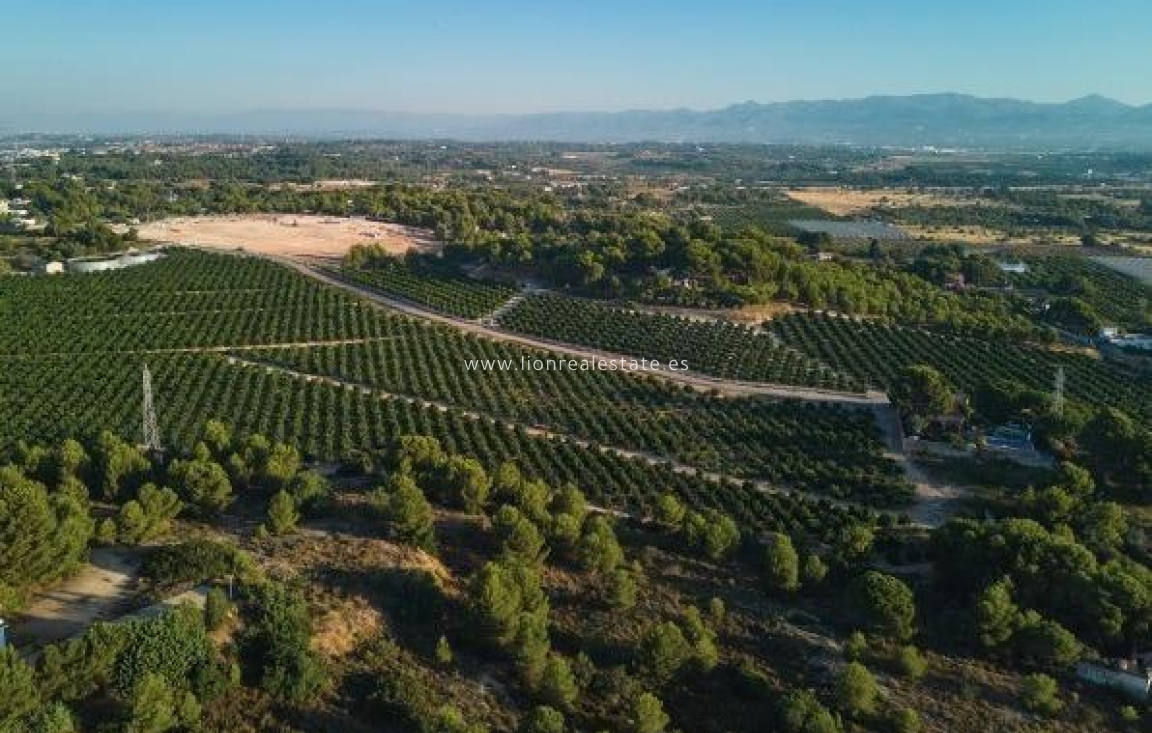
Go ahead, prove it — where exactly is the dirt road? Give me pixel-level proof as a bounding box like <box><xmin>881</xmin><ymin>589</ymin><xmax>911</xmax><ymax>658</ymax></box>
<box><xmin>11</xmin><ymin>547</ymin><xmax>140</xmax><ymax>649</ymax></box>
<box><xmin>278</xmin><ymin>257</ymin><xmax>889</xmax><ymax>407</ymax></box>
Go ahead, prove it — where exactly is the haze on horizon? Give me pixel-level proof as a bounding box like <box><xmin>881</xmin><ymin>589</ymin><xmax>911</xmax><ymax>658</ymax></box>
<box><xmin>2</xmin><ymin>0</ymin><xmax>1151</xmax><ymax>119</ymax></box>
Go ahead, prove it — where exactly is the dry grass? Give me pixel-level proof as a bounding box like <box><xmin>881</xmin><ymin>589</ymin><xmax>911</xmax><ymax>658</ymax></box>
<box><xmin>900</xmin><ymin>224</ymin><xmax>1083</xmax><ymax>246</ymax></box>
<box><xmin>133</xmin><ymin>214</ymin><xmax>440</xmax><ymax>259</ymax></box>
<box><xmin>312</xmin><ymin>594</ymin><xmax>385</xmax><ymax>659</ymax></box>
<box><xmin>784</xmin><ymin>187</ymin><xmax>984</xmax><ymax>217</ymax></box>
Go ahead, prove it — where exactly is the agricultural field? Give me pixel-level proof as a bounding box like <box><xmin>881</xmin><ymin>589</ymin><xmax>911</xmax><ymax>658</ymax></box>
<box><xmin>0</xmin><ymin>249</ymin><xmax>902</xmax><ymax>521</ymax></box>
<box><xmin>497</xmin><ymin>293</ymin><xmax>859</xmax><ymax>390</ymax></box>
<box><xmin>1093</xmin><ymin>255</ymin><xmax>1152</xmax><ymax>287</ymax></box>
<box><xmin>340</xmin><ymin>261</ymin><xmax>520</xmax><ymax>319</ymax></box>
<box><xmin>769</xmin><ymin>311</ymin><xmax>1152</xmax><ymax>420</ymax></box>
<box><xmin>245</xmin><ymin>339</ymin><xmax>910</xmax><ymax>505</ymax></box>
<box><xmin>2</xmin><ymin>140</ymin><xmax>1150</xmax><ymax>733</ymax></box>
<box><xmin>1012</xmin><ymin>255</ymin><xmax>1152</xmax><ymax>329</ymax></box>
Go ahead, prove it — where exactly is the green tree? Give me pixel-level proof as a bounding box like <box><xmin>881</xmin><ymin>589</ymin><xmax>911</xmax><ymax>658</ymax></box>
<box><xmin>382</xmin><ymin>474</ymin><xmax>436</xmax><ymax>552</ymax></box>
<box><xmin>803</xmin><ymin>554</ymin><xmax>828</xmax><ymax>586</ymax></box>
<box><xmin>763</xmin><ymin>532</ymin><xmax>800</xmax><ymax>593</ymax></box>
<box><xmin>0</xmin><ymin>647</ymin><xmax>39</xmax><ymax>731</ymax></box>
<box><xmin>835</xmin><ymin>662</ymin><xmax>878</xmax><ymax>718</ymax></box>
<box><xmin>92</xmin><ymin>430</ymin><xmax>150</xmax><ymax>500</ymax></box>
<box><xmin>204</xmin><ymin>587</ymin><xmax>231</xmax><ymax>631</ymax></box>
<box><xmin>261</xmin><ymin>442</ymin><xmax>302</xmax><ymax>491</ymax></box>
<box><xmin>975</xmin><ymin>578</ymin><xmax>1020</xmax><ymax>649</ymax></box>
<box><xmin>888</xmin><ymin>708</ymin><xmax>920</xmax><ymax>733</ymax></box>
<box><xmin>607</xmin><ymin>567</ymin><xmax>639</xmax><ymax>609</ymax></box>
<box><xmin>520</xmin><ymin>706</ymin><xmax>565</xmax><ymax>733</ymax></box>
<box><xmin>537</xmin><ymin>654</ymin><xmax>579</xmax><ymax>710</ymax></box>
<box><xmin>852</xmin><ymin>571</ymin><xmax>916</xmax><ymax>641</ymax></box>
<box><xmin>629</xmin><ymin>692</ymin><xmax>670</xmax><ymax>733</ymax></box>
<box><xmin>494</xmin><ymin>506</ymin><xmax>547</xmax><ymax>565</ymax></box>
<box><xmin>844</xmin><ymin>631</ymin><xmax>868</xmax><ymax>662</ymax></box>
<box><xmin>287</xmin><ymin>470</ymin><xmax>330</xmax><ymax>513</ymax></box>
<box><xmin>0</xmin><ymin>467</ymin><xmax>93</xmax><ymax>604</ymax></box>
<box><xmin>1019</xmin><ymin>672</ymin><xmax>1062</xmax><ymax>716</ymax></box>
<box><xmin>1013</xmin><ymin>613</ymin><xmax>1081</xmax><ymax>669</ymax></box>
<box><xmin>266</xmin><ymin>490</ymin><xmax>300</xmax><ymax>536</ymax></box>
<box><xmin>779</xmin><ymin>689</ymin><xmax>841</xmax><ymax>733</ymax></box>
<box><xmin>201</xmin><ymin>419</ymin><xmax>233</xmax><ymax>459</ymax></box>
<box><xmin>168</xmin><ymin>458</ymin><xmax>232</xmax><ymax>515</ymax></box>
<box><xmin>435</xmin><ymin>635</ymin><xmax>454</xmax><ymax>667</ymax></box>
<box><xmin>683</xmin><ymin>509</ymin><xmax>740</xmax><ymax>560</ymax></box>
<box><xmin>433</xmin><ymin>455</ymin><xmax>491</xmax><ymax>514</ymax></box>
<box><xmin>28</xmin><ymin>703</ymin><xmax>75</xmax><ymax>733</ymax></box>
<box><xmin>576</xmin><ymin>516</ymin><xmax>624</xmax><ymax>574</ymax></box>
<box><xmin>655</xmin><ymin>493</ymin><xmax>686</xmax><ymax>529</ymax></box>
<box><xmin>126</xmin><ymin>673</ymin><xmax>179</xmax><ymax>733</ymax></box>
<box><xmin>892</xmin><ymin>364</ymin><xmax>954</xmax><ymax>422</ymax></box>
<box><xmin>637</xmin><ymin>622</ymin><xmax>692</xmax><ymax>682</ymax></box>
<box><xmin>240</xmin><ymin>582</ymin><xmax>327</xmax><ymax>701</ymax></box>
<box><xmin>896</xmin><ymin>645</ymin><xmax>928</xmax><ymax>680</ymax></box>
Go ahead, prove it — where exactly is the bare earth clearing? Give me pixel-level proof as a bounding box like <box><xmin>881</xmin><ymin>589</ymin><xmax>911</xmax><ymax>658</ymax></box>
<box><xmin>134</xmin><ymin>214</ymin><xmax>440</xmax><ymax>258</ymax></box>
<box><xmin>785</xmin><ymin>187</ymin><xmax>986</xmax><ymax>217</ymax></box>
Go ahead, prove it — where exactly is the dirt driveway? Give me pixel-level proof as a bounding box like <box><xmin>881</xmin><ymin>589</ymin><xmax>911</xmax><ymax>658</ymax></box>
<box><xmin>11</xmin><ymin>546</ymin><xmax>141</xmax><ymax>649</ymax></box>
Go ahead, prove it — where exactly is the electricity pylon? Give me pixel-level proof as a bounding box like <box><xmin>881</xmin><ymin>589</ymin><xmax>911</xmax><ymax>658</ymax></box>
<box><xmin>142</xmin><ymin>364</ymin><xmax>163</xmax><ymax>454</ymax></box>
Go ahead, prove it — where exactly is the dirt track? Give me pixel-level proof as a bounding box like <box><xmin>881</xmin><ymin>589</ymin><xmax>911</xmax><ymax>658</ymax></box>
<box><xmin>12</xmin><ymin>547</ymin><xmax>140</xmax><ymax>649</ymax></box>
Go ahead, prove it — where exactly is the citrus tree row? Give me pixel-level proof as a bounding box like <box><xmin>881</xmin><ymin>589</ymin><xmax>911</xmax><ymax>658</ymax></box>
<box><xmin>769</xmin><ymin>312</ymin><xmax>1151</xmax><ymax>419</ymax></box>
<box><xmin>0</xmin><ymin>351</ymin><xmax>881</xmax><ymax>541</ymax></box>
<box><xmin>340</xmin><ymin>262</ymin><xmax>519</xmax><ymax>319</ymax></box>
<box><xmin>0</xmin><ymin>249</ymin><xmax>391</xmax><ymax>353</ymax></box>
<box><xmin>496</xmin><ymin>293</ymin><xmax>859</xmax><ymax>390</ymax></box>
<box><xmin>244</xmin><ymin>339</ymin><xmax>911</xmax><ymax>505</ymax></box>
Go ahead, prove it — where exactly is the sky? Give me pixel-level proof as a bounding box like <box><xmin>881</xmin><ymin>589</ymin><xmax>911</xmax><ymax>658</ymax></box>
<box><xmin>1</xmin><ymin>0</ymin><xmax>1150</xmax><ymax>116</ymax></box>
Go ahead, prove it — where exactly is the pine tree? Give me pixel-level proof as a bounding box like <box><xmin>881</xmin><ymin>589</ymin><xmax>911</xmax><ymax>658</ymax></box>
<box><xmin>0</xmin><ymin>647</ymin><xmax>39</xmax><ymax>731</ymax></box>
<box><xmin>763</xmin><ymin>532</ymin><xmax>800</xmax><ymax>593</ymax></box>
<box><xmin>266</xmin><ymin>490</ymin><xmax>299</xmax><ymax>536</ymax></box>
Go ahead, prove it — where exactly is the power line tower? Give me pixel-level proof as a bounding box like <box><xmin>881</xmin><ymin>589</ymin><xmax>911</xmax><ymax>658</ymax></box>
<box><xmin>1052</xmin><ymin>365</ymin><xmax>1065</xmax><ymax>417</ymax></box>
<box><xmin>142</xmin><ymin>364</ymin><xmax>163</xmax><ymax>454</ymax></box>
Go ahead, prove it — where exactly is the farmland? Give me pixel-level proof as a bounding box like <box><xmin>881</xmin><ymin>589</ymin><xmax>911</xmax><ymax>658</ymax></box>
<box><xmin>769</xmin><ymin>311</ymin><xmax>1152</xmax><ymax>419</ymax></box>
<box><xmin>497</xmin><ymin>293</ymin><xmax>859</xmax><ymax>390</ymax></box>
<box><xmin>1</xmin><ymin>139</ymin><xmax>1150</xmax><ymax>733</ymax></box>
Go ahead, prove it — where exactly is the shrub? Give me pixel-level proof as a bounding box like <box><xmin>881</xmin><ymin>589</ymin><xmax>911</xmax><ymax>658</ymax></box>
<box><xmin>851</xmin><ymin>571</ymin><xmax>916</xmax><ymax>641</ymax></box>
<box><xmin>763</xmin><ymin>532</ymin><xmax>800</xmax><ymax>593</ymax></box>
<box><xmin>520</xmin><ymin>706</ymin><xmax>565</xmax><ymax>733</ymax></box>
<box><xmin>239</xmin><ymin>582</ymin><xmax>327</xmax><ymax>701</ymax></box>
<box><xmin>266</xmin><ymin>490</ymin><xmax>299</xmax><ymax>536</ymax></box>
<box><xmin>204</xmin><ymin>588</ymin><xmax>231</xmax><ymax>631</ymax></box>
<box><xmin>637</xmin><ymin>622</ymin><xmax>692</xmax><ymax>682</ymax></box>
<box><xmin>1019</xmin><ymin>672</ymin><xmax>1062</xmax><ymax>716</ymax></box>
<box><xmin>141</xmin><ymin>540</ymin><xmax>247</xmax><ymax>590</ymax></box>
<box><xmin>836</xmin><ymin>662</ymin><xmax>878</xmax><ymax>718</ymax></box>
<box><xmin>895</xmin><ymin>645</ymin><xmax>928</xmax><ymax>680</ymax></box>
<box><xmin>628</xmin><ymin>692</ymin><xmax>670</xmax><ymax>733</ymax></box>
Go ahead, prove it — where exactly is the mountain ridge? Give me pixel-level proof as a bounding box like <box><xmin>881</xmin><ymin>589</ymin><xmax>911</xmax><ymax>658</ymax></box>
<box><xmin>4</xmin><ymin>93</ymin><xmax>1152</xmax><ymax>149</ymax></box>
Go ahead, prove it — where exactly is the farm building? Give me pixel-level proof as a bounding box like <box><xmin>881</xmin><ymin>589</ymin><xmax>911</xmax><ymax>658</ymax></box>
<box><xmin>66</xmin><ymin>250</ymin><xmax>165</xmax><ymax>273</ymax></box>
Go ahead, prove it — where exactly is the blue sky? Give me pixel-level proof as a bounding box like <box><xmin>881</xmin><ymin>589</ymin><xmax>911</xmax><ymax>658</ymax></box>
<box><xmin>1</xmin><ymin>0</ymin><xmax>1149</xmax><ymax>114</ymax></box>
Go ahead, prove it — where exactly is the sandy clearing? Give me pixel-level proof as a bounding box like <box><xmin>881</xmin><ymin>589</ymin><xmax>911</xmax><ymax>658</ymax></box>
<box><xmin>12</xmin><ymin>546</ymin><xmax>140</xmax><ymax>649</ymax></box>
<box><xmin>133</xmin><ymin>214</ymin><xmax>440</xmax><ymax>259</ymax></box>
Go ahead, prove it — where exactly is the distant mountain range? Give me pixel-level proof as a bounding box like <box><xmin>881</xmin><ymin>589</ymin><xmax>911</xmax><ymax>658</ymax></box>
<box><xmin>5</xmin><ymin>94</ymin><xmax>1152</xmax><ymax>149</ymax></box>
